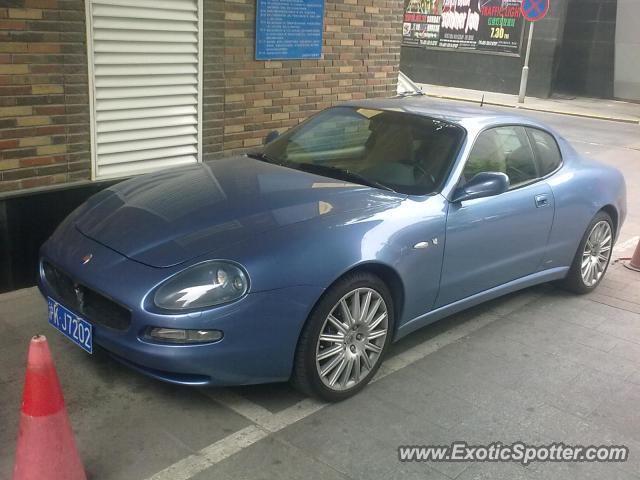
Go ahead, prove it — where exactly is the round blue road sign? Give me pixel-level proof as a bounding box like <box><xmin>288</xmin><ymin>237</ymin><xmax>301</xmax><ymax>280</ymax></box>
<box><xmin>521</xmin><ymin>0</ymin><xmax>549</xmax><ymax>22</ymax></box>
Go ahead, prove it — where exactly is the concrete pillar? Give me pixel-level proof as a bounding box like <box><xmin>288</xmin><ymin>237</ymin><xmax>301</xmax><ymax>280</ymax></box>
<box><xmin>614</xmin><ymin>0</ymin><xmax>640</xmax><ymax>101</ymax></box>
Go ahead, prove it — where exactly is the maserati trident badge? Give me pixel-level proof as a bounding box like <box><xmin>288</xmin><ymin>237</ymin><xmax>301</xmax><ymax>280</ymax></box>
<box><xmin>73</xmin><ymin>283</ymin><xmax>85</xmax><ymax>310</ymax></box>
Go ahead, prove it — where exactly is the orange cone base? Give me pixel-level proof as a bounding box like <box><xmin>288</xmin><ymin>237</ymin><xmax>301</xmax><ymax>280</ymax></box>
<box><xmin>624</xmin><ymin>261</ymin><xmax>640</xmax><ymax>272</ymax></box>
<box><xmin>623</xmin><ymin>239</ymin><xmax>640</xmax><ymax>272</ymax></box>
<box><xmin>13</xmin><ymin>410</ymin><xmax>86</xmax><ymax>480</ymax></box>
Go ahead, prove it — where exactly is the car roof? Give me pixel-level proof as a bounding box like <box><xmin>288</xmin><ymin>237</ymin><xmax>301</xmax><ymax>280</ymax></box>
<box><xmin>341</xmin><ymin>96</ymin><xmax>554</xmax><ymax>134</ymax></box>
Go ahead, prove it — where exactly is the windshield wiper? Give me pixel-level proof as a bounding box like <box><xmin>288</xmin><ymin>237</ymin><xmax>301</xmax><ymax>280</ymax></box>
<box><xmin>296</xmin><ymin>163</ymin><xmax>396</xmax><ymax>193</ymax></box>
<box><xmin>248</xmin><ymin>153</ymin><xmax>395</xmax><ymax>193</ymax></box>
<box><xmin>246</xmin><ymin>151</ymin><xmax>283</xmax><ymax>165</ymax></box>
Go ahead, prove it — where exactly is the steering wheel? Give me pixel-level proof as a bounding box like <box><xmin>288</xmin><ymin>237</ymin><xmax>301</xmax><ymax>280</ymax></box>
<box><xmin>413</xmin><ymin>163</ymin><xmax>436</xmax><ymax>187</ymax></box>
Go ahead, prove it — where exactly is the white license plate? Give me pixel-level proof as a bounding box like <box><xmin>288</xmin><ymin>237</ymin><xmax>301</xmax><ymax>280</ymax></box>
<box><xmin>47</xmin><ymin>297</ymin><xmax>93</xmax><ymax>354</ymax></box>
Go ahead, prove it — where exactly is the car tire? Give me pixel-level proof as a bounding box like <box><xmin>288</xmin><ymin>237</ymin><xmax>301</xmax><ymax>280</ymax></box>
<box><xmin>560</xmin><ymin>211</ymin><xmax>614</xmax><ymax>294</ymax></box>
<box><xmin>291</xmin><ymin>271</ymin><xmax>394</xmax><ymax>402</ymax></box>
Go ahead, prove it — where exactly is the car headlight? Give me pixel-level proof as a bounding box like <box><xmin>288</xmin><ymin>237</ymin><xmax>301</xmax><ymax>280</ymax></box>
<box><xmin>154</xmin><ymin>261</ymin><xmax>248</xmax><ymax>311</ymax></box>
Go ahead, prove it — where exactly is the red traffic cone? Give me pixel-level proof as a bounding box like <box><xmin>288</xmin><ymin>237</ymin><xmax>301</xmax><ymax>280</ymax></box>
<box><xmin>624</xmin><ymin>238</ymin><xmax>640</xmax><ymax>272</ymax></box>
<box><xmin>12</xmin><ymin>335</ymin><xmax>87</xmax><ymax>480</ymax></box>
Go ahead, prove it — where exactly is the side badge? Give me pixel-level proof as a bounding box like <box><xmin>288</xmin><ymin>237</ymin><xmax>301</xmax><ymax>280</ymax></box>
<box><xmin>414</xmin><ymin>238</ymin><xmax>439</xmax><ymax>250</ymax></box>
<box><xmin>81</xmin><ymin>254</ymin><xmax>93</xmax><ymax>265</ymax></box>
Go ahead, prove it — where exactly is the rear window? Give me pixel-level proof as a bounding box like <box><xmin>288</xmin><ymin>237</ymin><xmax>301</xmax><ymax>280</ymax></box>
<box><xmin>527</xmin><ymin>128</ymin><xmax>562</xmax><ymax>176</ymax></box>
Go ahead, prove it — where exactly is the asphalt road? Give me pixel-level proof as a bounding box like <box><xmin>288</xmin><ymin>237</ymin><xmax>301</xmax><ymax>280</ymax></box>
<box><xmin>1</xmin><ymin>103</ymin><xmax>639</xmax><ymax>480</ymax></box>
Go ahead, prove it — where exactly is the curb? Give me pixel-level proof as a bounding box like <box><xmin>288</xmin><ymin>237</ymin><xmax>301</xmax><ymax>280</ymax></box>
<box><xmin>424</xmin><ymin>93</ymin><xmax>640</xmax><ymax>125</ymax></box>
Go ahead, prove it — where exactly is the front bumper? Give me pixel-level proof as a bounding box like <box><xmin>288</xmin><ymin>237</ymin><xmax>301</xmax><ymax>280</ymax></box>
<box><xmin>39</xmin><ymin>226</ymin><xmax>323</xmax><ymax>386</ymax></box>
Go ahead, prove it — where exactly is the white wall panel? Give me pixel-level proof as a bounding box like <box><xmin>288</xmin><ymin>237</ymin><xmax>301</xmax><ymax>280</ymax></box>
<box><xmin>87</xmin><ymin>0</ymin><xmax>201</xmax><ymax>179</ymax></box>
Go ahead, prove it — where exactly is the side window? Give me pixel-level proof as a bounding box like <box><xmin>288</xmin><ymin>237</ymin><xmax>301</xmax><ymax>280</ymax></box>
<box><xmin>527</xmin><ymin>128</ymin><xmax>562</xmax><ymax>176</ymax></box>
<box><xmin>464</xmin><ymin>126</ymin><xmax>538</xmax><ymax>188</ymax></box>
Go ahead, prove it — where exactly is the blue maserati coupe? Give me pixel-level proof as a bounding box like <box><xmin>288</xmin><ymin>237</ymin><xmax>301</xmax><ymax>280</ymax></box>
<box><xmin>39</xmin><ymin>98</ymin><xmax>626</xmax><ymax>400</ymax></box>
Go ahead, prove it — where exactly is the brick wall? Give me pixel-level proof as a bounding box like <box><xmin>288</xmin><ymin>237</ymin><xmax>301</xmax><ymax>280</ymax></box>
<box><xmin>0</xmin><ymin>0</ymin><xmax>90</xmax><ymax>194</ymax></box>
<box><xmin>0</xmin><ymin>0</ymin><xmax>403</xmax><ymax>194</ymax></box>
<box><xmin>204</xmin><ymin>0</ymin><xmax>404</xmax><ymax>158</ymax></box>
<box><xmin>202</xmin><ymin>0</ymin><xmax>225</xmax><ymax>161</ymax></box>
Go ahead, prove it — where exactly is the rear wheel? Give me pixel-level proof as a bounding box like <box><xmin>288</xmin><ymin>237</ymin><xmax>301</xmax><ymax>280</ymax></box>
<box><xmin>561</xmin><ymin>211</ymin><xmax>613</xmax><ymax>294</ymax></box>
<box><xmin>291</xmin><ymin>272</ymin><xmax>393</xmax><ymax>401</ymax></box>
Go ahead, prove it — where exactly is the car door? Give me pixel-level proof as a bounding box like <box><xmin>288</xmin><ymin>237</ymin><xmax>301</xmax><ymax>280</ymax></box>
<box><xmin>436</xmin><ymin>125</ymin><xmax>555</xmax><ymax>307</ymax></box>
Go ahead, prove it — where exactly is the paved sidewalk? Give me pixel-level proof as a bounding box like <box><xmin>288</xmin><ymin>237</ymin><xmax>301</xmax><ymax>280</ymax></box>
<box><xmin>415</xmin><ymin>83</ymin><xmax>640</xmax><ymax>125</ymax></box>
<box><xmin>1</xmin><ymin>257</ymin><xmax>639</xmax><ymax>480</ymax></box>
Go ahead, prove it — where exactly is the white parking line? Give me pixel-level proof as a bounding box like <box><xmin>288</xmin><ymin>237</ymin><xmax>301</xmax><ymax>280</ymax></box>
<box><xmin>266</xmin><ymin>398</ymin><xmax>327</xmax><ymax>431</ymax></box>
<box><xmin>145</xmin><ymin>294</ymin><xmax>538</xmax><ymax>480</ymax></box>
<box><xmin>148</xmin><ymin>426</ymin><xmax>268</xmax><ymax>480</ymax></box>
<box><xmin>199</xmin><ymin>389</ymin><xmax>277</xmax><ymax>428</ymax></box>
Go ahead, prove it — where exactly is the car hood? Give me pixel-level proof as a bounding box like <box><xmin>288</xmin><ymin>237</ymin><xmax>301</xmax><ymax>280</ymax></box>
<box><xmin>74</xmin><ymin>156</ymin><xmax>404</xmax><ymax>267</ymax></box>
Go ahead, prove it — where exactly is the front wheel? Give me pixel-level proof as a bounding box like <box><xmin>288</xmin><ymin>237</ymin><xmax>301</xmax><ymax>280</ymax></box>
<box><xmin>561</xmin><ymin>211</ymin><xmax>614</xmax><ymax>294</ymax></box>
<box><xmin>291</xmin><ymin>272</ymin><xmax>394</xmax><ymax>401</ymax></box>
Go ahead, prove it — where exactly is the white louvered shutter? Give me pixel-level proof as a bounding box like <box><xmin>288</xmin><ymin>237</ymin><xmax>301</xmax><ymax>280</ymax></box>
<box><xmin>87</xmin><ymin>0</ymin><xmax>202</xmax><ymax>179</ymax></box>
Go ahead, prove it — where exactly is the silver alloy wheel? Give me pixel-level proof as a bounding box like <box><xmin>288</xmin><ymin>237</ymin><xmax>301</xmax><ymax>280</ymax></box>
<box><xmin>581</xmin><ymin>220</ymin><xmax>612</xmax><ymax>287</ymax></box>
<box><xmin>315</xmin><ymin>287</ymin><xmax>388</xmax><ymax>391</ymax></box>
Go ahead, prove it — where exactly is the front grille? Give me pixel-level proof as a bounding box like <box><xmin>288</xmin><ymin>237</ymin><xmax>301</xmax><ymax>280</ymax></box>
<box><xmin>43</xmin><ymin>261</ymin><xmax>132</xmax><ymax>331</ymax></box>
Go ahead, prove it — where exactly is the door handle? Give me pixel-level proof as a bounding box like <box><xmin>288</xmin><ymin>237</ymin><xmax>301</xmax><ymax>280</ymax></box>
<box><xmin>535</xmin><ymin>194</ymin><xmax>550</xmax><ymax>208</ymax></box>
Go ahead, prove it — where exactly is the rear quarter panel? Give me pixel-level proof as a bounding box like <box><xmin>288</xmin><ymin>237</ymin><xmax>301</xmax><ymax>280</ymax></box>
<box><xmin>542</xmin><ymin>138</ymin><xmax>626</xmax><ymax>269</ymax></box>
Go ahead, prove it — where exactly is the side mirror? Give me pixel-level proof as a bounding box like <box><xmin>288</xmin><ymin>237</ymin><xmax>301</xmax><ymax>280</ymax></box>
<box><xmin>264</xmin><ymin>130</ymin><xmax>280</xmax><ymax>145</ymax></box>
<box><xmin>451</xmin><ymin>172</ymin><xmax>509</xmax><ymax>203</ymax></box>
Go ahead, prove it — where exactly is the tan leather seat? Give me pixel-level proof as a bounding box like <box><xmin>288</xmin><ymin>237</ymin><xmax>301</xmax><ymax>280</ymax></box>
<box><xmin>365</xmin><ymin>123</ymin><xmax>414</xmax><ymax>166</ymax></box>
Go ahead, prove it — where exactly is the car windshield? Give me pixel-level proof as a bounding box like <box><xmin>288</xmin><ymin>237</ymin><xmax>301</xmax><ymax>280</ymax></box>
<box><xmin>260</xmin><ymin>107</ymin><xmax>465</xmax><ymax>195</ymax></box>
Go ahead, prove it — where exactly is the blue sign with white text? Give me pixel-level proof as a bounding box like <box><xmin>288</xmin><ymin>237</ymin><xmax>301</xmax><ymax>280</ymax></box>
<box><xmin>256</xmin><ymin>0</ymin><xmax>325</xmax><ymax>60</ymax></box>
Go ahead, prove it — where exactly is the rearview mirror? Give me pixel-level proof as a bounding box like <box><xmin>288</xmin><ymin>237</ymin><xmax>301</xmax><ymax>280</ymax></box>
<box><xmin>264</xmin><ymin>130</ymin><xmax>280</xmax><ymax>145</ymax></box>
<box><xmin>452</xmin><ymin>172</ymin><xmax>509</xmax><ymax>203</ymax></box>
